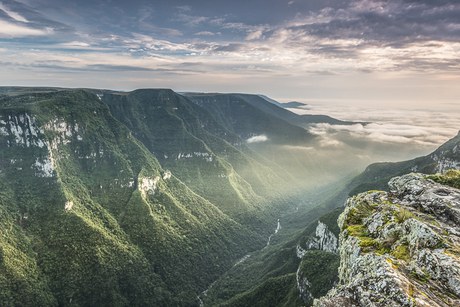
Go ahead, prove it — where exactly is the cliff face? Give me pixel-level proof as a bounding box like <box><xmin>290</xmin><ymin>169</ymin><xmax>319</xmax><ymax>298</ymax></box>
<box><xmin>315</xmin><ymin>172</ymin><xmax>460</xmax><ymax>307</ymax></box>
<box><xmin>297</xmin><ymin>221</ymin><xmax>338</xmax><ymax>258</ymax></box>
<box><xmin>295</xmin><ymin>214</ymin><xmax>341</xmax><ymax>305</ymax></box>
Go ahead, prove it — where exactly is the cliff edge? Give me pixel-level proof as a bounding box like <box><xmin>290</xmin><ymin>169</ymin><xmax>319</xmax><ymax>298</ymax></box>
<box><xmin>315</xmin><ymin>171</ymin><xmax>460</xmax><ymax>307</ymax></box>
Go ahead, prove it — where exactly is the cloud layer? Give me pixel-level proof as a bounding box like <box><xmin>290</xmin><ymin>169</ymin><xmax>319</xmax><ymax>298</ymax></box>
<box><xmin>297</xmin><ymin>100</ymin><xmax>460</xmax><ymax>163</ymax></box>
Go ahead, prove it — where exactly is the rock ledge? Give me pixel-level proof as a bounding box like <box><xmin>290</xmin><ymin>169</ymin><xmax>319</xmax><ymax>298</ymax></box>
<box><xmin>314</xmin><ymin>173</ymin><xmax>460</xmax><ymax>307</ymax></box>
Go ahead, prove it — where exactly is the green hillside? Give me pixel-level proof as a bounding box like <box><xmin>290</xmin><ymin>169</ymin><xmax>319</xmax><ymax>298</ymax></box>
<box><xmin>0</xmin><ymin>90</ymin><xmax>264</xmax><ymax>306</ymax></box>
<box><xmin>101</xmin><ymin>90</ymin><xmax>293</xmax><ymax>230</ymax></box>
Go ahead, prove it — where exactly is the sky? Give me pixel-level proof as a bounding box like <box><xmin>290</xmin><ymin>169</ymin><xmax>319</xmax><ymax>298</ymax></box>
<box><xmin>0</xmin><ymin>0</ymin><xmax>459</xmax><ymax>148</ymax></box>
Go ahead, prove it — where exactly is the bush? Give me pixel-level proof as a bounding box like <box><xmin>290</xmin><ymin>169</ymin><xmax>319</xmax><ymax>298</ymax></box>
<box><xmin>394</xmin><ymin>208</ymin><xmax>414</xmax><ymax>223</ymax></box>
<box><xmin>346</xmin><ymin>225</ymin><xmax>367</xmax><ymax>237</ymax></box>
<box><xmin>344</xmin><ymin>200</ymin><xmax>377</xmax><ymax>228</ymax></box>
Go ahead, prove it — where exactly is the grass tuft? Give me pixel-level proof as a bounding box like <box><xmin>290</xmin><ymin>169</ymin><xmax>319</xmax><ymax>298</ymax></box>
<box><xmin>394</xmin><ymin>208</ymin><xmax>414</xmax><ymax>223</ymax></box>
<box><xmin>427</xmin><ymin>169</ymin><xmax>460</xmax><ymax>189</ymax></box>
<box><xmin>391</xmin><ymin>244</ymin><xmax>411</xmax><ymax>262</ymax></box>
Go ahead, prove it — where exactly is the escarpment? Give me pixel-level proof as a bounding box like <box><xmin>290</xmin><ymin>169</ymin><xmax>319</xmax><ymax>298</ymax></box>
<box><xmin>315</xmin><ymin>172</ymin><xmax>460</xmax><ymax>307</ymax></box>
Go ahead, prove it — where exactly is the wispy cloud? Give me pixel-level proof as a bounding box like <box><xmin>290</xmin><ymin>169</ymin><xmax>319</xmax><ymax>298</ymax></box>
<box><xmin>245</xmin><ymin>29</ymin><xmax>264</xmax><ymax>41</ymax></box>
<box><xmin>2</xmin><ymin>0</ymin><xmax>459</xmax><ymax>74</ymax></box>
<box><xmin>194</xmin><ymin>31</ymin><xmax>217</xmax><ymax>36</ymax></box>
<box><xmin>302</xmin><ymin>100</ymin><xmax>460</xmax><ymax>159</ymax></box>
<box><xmin>0</xmin><ymin>2</ymin><xmax>28</xmax><ymax>22</ymax></box>
<box><xmin>0</xmin><ymin>19</ymin><xmax>52</xmax><ymax>37</ymax></box>
<box><xmin>309</xmin><ymin>122</ymin><xmax>457</xmax><ymax>146</ymax></box>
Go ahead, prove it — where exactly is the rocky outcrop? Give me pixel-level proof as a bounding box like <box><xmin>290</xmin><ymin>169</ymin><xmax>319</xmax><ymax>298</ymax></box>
<box><xmin>297</xmin><ymin>221</ymin><xmax>338</xmax><ymax>258</ymax></box>
<box><xmin>315</xmin><ymin>173</ymin><xmax>460</xmax><ymax>307</ymax></box>
<box><xmin>307</xmin><ymin>221</ymin><xmax>338</xmax><ymax>253</ymax></box>
<box><xmin>0</xmin><ymin>113</ymin><xmax>46</xmax><ymax>147</ymax></box>
<box><xmin>297</xmin><ymin>265</ymin><xmax>314</xmax><ymax>303</ymax></box>
<box><xmin>295</xmin><ymin>217</ymin><xmax>340</xmax><ymax>305</ymax></box>
<box><xmin>139</xmin><ymin>176</ymin><xmax>160</xmax><ymax>199</ymax></box>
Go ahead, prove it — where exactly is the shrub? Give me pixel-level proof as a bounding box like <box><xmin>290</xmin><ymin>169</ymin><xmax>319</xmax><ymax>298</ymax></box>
<box><xmin>346</xmin><ymin>225</ymin><xmax>367</xmax><ymax>237</ymax></box>
<box><xmin>344</xmin><ymin>200</ymin><xmax>377</xmax><ymax>227</ymax></box>
<box><xmin>359</xmin><ymin>237</ymin><xmax>379</xmax><ymax>252</ymax></box>
<box><xmin>394</xmin><ymin>209</ymin><xmax>414</xmax><ymax>223</ymax></box>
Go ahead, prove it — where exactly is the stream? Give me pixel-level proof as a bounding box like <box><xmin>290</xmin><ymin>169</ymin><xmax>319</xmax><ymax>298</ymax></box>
<box><xmin>197</xmin><ymin>218</ymin><xmax>282</xmax><ymax>306</ymax></box>
<box><xmin>265</xmin><ymin>218</ymin><xmax>281</xmax><ymax>247</ymax></box>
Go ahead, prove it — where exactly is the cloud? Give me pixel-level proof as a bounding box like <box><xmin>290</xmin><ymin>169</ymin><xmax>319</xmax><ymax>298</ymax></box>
<box><xmin>0</xmin><ymin>19</ymin><xmax>52</xmax><ymax>37</ymax></box>
<box><xmin>0</xmin><ymin>0</ymin><xmax>459</xmax><ymax>101</ymax></box>
<box><xmin>0</xmin><ymin>2</ymin><xmax>28</xmax><ymax>22</ymax></box>
<box><xmin>176</xmin><ymin>5</ymin><xmax>192</xmax><ymax>12</ymax></box>
<box><xmin>1</xmin><ymin>0</ymin><xmax>458</xmax><ymax>77</ymax></box>
<box><xmin>319</xmin><ymin>138</ymin><xmax>344</xmax><ymax>148</ymax></box>
<box><xmin>194</xmin><ymin>31</ymin><xmax>216</xmax><ymax>36</ymax></box>
<box><xmin>212</xmin><ymin>43</ymin><xmax>245</xmax><ymax>52</ymax></box>
<box><xmin>245</xmin><ymin>29</ymin><xmax>264</xmax><ymax>41</ymax></box>
<box><xmin>303</xmin><ymin>116</ymin><xmax>459</xmax><ymax>167</ymax></box>
<box><xmin>246</xmin><ymin>135</ymin><xmax>269</xmax><ymax>144</ymax></box>
<box><xmin>85</xmin><ymin>64</ymin><xmax>158</xmax><ymax>72</ymax></box>
<box><xmin>308</xmin><ymin>117</ymin><xmax>459</xmax><ymax>149</ymax></box>
<box><xmin>57</xmin><ymin>41</ymin><xmax>90</xmax><ymax>48</ymax></box>
<box><xmin>294</xmin><ymin>0</ymin><xmax>460</xmax><ymax>45</ymax></box>
<box><xmin>254</xmin><ymin>0</ymin><xmax>460</xmax><ymax>72</ymax></box>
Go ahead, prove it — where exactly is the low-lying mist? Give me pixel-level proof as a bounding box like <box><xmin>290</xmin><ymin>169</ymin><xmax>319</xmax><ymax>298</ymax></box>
<box><xmin>247</xmin><ymin>108</ymin><xmax>459</xmax><ymax>192</ymax></box>
<box><xmin>249</xmin><ymin>100</ymin><xmax>460</xmax><ymax>190</ymax></box>
<box><xmin>293</xmin><ymin>101</ymin><xmax>460</xmax><ymax>152</ymax></box>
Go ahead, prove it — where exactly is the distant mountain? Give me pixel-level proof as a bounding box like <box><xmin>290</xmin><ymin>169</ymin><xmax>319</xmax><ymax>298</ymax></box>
<box><xmin>184</xmin><ymin>93</ymin><xmax>371</xmax><ymax>186</ymax></box>
<box><xmin>283</xmin><ymin>101</ymin><xmax>308</xmax><ymax>108</ymax></box>
<box><xmin>258</xmin><ymin>95</ymin><xmax>307</xmax><ymax>109</ymax></box>
<box><xmin>184</xmin><ymin>93</ymin><xmax>315</xmax><ymax>144</ymax></box>
<box><xmin>0</xmin><ymin>86</ymin><xmax>63</xmax><ymax>96</ymax></box>
<box><xmin>185</xmin><ymin>93</ymin><xmax>357</xmax><ymax>132</ymax></box>
<box><xmin>256</xmin><ymin>94</ymin><xmax>359</xmax><ymax>126</ymax></box>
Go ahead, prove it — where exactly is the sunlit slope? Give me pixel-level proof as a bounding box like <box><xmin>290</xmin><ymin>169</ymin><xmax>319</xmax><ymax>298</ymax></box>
<box><xmin>185</xmin><ymin>93</ymin><xmax>360</xmax><ymax>186</ymax></box>
<box><xmin>102</xmin><ymin>89</ymin><xmax>296</xmax><ymax>225</ymax></box>
<box><xmin>0</xmin><ymin>90</ymin><xmax>262</xmax><ymax>306</ymax></box>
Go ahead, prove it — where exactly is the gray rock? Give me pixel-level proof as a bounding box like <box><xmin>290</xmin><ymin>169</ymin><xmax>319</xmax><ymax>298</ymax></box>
<box><xmin>315</xmin><ymin>174</ymin><xmax>460</xmax><ymax>307</ymax></box>
<box><xmin>305</xmin><ymin>221</ymin><xmax>338</xmax><ymax>253</ymax></box>
<box><xmin>389</xmin><ymin>174</ymin><xmax>460</xmax><ymax>226</ymax></box>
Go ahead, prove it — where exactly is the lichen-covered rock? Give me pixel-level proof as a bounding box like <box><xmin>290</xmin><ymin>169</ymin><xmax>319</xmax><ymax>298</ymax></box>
<box><xmin>389</xmin><ymin>173</ymin><xmax>460</xmax><ymax>226</ymax></box>
<box><xmin>402</xmin><ymin>218</ymin><xmax>443</xmax><ymax>249</ymax></box>
<box><xmin>315</xmin><ymin>173</ymin><xmax>460</xmax><ymax>307</ymax></box>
